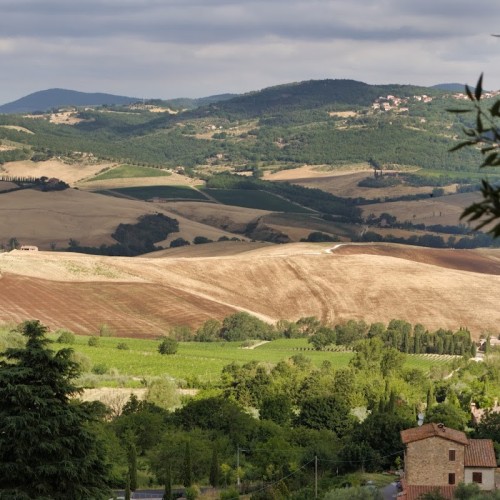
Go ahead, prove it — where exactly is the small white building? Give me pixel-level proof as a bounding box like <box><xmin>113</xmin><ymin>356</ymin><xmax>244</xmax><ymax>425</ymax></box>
<box><xmin>20</xmin><ymin>245</ymin><xmax>38</xmax><ymax>251</ymax></box>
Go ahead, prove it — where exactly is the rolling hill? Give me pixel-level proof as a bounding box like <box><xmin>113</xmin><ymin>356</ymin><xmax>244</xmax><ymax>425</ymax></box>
<box><xmin>0</xmin><ymin>88</ymin><xmax>139</xmax><ymax>114</ymax></box>
<box><xmin>189</xmin><ymin>78</ymin><xmax>433</xmax><ymax>118</ymax></box>
<box><xmin>0</xmin><ymin>243</ymin><xmax>498</xmax><ymax>338</ymax></box>
<box><xmin>0</xmin><ymin>188</ymin><xmax>239</xmax><ymax>250</ymax></box>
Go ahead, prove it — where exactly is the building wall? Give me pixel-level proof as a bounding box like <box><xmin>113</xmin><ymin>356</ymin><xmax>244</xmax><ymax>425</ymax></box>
<box><xmin>405</xmin><ymin>436</ymin><xmax>465</xmax><ymax>486</ymax></box>
<box><xmin>464</xmin><ymin>468</ymin><xmax>495</xmax><ymax>491</ymax></box>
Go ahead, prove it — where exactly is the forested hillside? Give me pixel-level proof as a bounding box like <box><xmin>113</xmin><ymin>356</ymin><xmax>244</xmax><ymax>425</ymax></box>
<box><xmin>0</xmin><ymin>79</ymin><xmax>482</xmax><ymax>170</ymax></box>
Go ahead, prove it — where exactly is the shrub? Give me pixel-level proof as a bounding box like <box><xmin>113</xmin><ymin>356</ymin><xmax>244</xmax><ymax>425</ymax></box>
<box><xmin>158</xmin><ymin>337</ymin><xmax>178</xmax><ymax>355</ymax></box>
<box><xmin>169</xmin><ymin>325</ymin><xmax>193</xmax><ymax>341</ymax></box>
<box><xmin>99</xmin><ymin>324</ymin><xmax>113</xmax><ymax>337</ymax></box>
<box><xmin>170</xmin><ymin>237</ymin><xmax>191</xmax><ymax>248</ymax></box>
<box><xmin>88</xmin><ymin>336</ymin><xmax>100</xmax><ymax>347</ymax></box>
<box><xmin>91</xmin><ymin>363</ymin><xmax>108</xmax><ymax>375</ymax></box>
<box><xmin>56</xmin><ymin>330</ymin><xmax>75</xmax><ymax>344</ymax></box>
<box><xmin>146</xmin><ymin>378</ymin><xmax>180</xmax><ymax>410</ymax></box>
<box><xmin>193</xmin><ymin>236</ymin><xmax>213</xmax><ymax>245</ymax></box>
<box><xmin>185</xmin><ymin>485</ymin><xmax>200</xmax><ymax>500</ymax></box>
<box><xmin>195</xmin><ymin>319</ymin><xmax>222</xmax><ymax>342</ymax></box>
<box><xmin>301</xmin><ymin>231</ymin><xmax>340</xmax><ymax>243</ymax></box>
<box><xmin>220</xmin><ymin>312</ymin><xmax>275</xmax><ymax>341</ymax></box>
<box><xmin>116</xmin><ymin>342</ymin><xmax>129</xmax><ymax>350</ymax></box>
<box><xmin>0</xmin><ymin>330</ymin><xmax>25</xmax><ymax>350</ymax></box>
<box><xmin>70</xmin><ymin>352</ymin><xmax>92</xmax><ymax>372</ymax></box>
<box><xmin>220</xmin><ymin>487</ymin><xmax>240</xmax><ymax>500</ymax></box>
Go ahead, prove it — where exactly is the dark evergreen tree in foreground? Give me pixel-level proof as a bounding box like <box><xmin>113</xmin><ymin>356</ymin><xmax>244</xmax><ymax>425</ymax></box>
<box><xmin>0</xmin><ymin>320</ymin><xmax>111</xmax><ymax>499</ymax></box>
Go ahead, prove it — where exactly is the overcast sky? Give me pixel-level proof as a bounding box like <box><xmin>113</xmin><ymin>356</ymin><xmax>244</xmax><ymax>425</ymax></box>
<box><xmin>1</xmin><ymin>0</ymin><xmax>500</xmax><ymax>104</ymax></box>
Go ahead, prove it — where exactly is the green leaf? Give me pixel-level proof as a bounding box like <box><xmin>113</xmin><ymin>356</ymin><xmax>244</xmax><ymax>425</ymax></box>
<box><xmin>475</xmin><ymin>73</ymin><xmax>484</xmax><ymax>101</ymax></box>
<box><xmin>480</xmin><ymin>152</ymin><xmax>498</xmax><ymax>167</ymax></box>
<box><xmin>463</xmin><ymin>128</ymin><xmax>477</xmax><ymax>137</ymax></box>
<box><xmin>465</xmin><ymin>85</ymin><xmax>474</xmax><ymax>101</ymax></box>
<box><xmin>477</xmin><ymin>114</ymin><xmax>484</xmax><ymax>133</ymax></box>
<box><xmin>490</xmin><ymin>100</ymin><xmax>500</xmax><ymax>116</ymax></box>
<box><xmin>449</xmin><ymin>141</ymin><xmax>476</xmax><ymax>152</ymax></box>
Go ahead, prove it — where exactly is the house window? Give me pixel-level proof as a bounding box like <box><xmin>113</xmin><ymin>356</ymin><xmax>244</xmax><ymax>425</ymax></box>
<box><xmin>449</xmin><ymin>450</ymin><xmax>456</xmax><ymax>461</ymax></box>
<box><xmin>472</xmin><ymin>472</ymin><xmax>482</xmax><ymax>484</ymax></box>
<box><xmin>448</xmin><ymin>473</ymin><xmax>455</xmax><ymax>485</ymax></box>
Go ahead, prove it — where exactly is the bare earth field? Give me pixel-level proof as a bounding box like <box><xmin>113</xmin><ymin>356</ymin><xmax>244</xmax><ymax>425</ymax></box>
<box><xmin>0</xmin><ymin>189</ymin><xmax>236</xmax><ymax>249</ymax></box>
<box><xmin>1</xmin><ymin>159</ymin><xmax>111</xmax><ymax>185</ymax></box>
<box><xmin>264</xmin><ymin>165</ymin><xmax>451</xmax><ymax>200</ymax></box>
<box><xmin>264</xmin><ymin>164</ymin><xmax>370</xmax><ymax>181</ymax></box>
<box><xmin>0</xmin><ymin>243</ymin><xmax>499</xmax><ymax>338</ymax></box>
<box><xmin>362</xmin><ymin>192</ymin><xmax>479</xmax><ymax>226</ymax></box>
<box><xmin>165</xmin><ymin>201</ymin><xmax>270</xmax><ymax>233</ymax></box>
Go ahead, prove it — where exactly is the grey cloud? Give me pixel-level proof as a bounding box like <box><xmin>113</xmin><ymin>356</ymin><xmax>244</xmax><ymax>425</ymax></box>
<box><xmin>1</xmin><ymin>0</ymin><xmax>500</xmax><ymax>104</ymax></box>
<box><xmin>0</xmin><ymin>0</ymin><xmax>482</xmax><ymax>43</ymax></box>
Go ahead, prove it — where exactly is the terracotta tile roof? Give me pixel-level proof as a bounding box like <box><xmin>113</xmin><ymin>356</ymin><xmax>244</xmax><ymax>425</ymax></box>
<box><xmin>400</xmin><ymin>484</ymin><xmax>456</xmax><ymax>500</ymax></box>
<box><xmin>465</xmin><ymin>439</ymin><xmax>497</xmax><ymax>468</ymax></box>
<box><xmin>400</xmin><ymin>423</ymin><xmax>469</xmax><ymax>445</ymax></box>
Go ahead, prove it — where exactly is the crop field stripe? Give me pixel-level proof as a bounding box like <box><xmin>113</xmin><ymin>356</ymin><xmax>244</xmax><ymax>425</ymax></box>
<box><xmin>101</xmin><ymin>185</ymin><xmax>210</xmax><ymax>201</ymax></box>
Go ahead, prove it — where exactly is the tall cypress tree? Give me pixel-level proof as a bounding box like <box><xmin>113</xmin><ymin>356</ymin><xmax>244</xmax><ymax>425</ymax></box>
<box><xmin>182</xmin><ymin>441</ymin><xmax>193</xmax><ymax>487</ymax></box>
<box><xmin>209</xmin><ymin>445</ymin><xmax>220</xmax><ymax>488</ymax></box>
<box><xmin>426</xmin><ymin>384</ymin><xmax>435</xmax><ymax>410</ymax></box>
<box><xmin>128</xmin><ymin>439</ymin><xmax>138</xmax><ymax>492</ymax></box>
<box><xmin>163</xmin><ymin>461</ymin><xmax>172</xmax><ymax>500</ymax></box>
<box><xmin>125</xmin><ymin>473</ymin><xmax>131</xmax><ymax>500</ymax></box>
<box><xmin>0</xmin><ymin>320</ymin><xmax>111</xmax><ymax>499</ymax></box>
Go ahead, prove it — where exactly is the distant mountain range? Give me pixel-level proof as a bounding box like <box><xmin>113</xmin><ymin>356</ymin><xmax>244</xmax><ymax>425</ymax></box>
<box><xmin>0</xmin><ymin>81</ymin><xmax>463</xmax><ymax>115</ymax></box>
<box><xmin>0</xmin><ymin>89</ymin><xmax>139</xmax><ymax>114</ymax></box>
<box><xmin>0</xmin><ymin>89</ymin><xmax>240</xmax><ymax>115</ymax></box>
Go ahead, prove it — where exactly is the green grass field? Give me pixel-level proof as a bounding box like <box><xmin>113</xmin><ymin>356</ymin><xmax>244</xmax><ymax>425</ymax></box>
<box><xmin>204</xmin><ymin>188</ymin><xmax>313</xmax><ymax>212</ymax></box>
<box><xmin>43</xmin><ymin>335</ymin><xmax>455</xmax><ymax>387</ymax></box>
<box><xmin>100</xmin><ymin>185</ymin><xmax>210</xmax><ymax>201</ymax></box>
<box><xmin>89</xmin><ymin>164</ymin><xmax>172</xmax><ymax>181</ymax></box>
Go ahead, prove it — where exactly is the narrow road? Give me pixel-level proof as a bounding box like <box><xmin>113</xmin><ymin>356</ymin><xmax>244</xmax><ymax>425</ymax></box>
<box><xmin>381</xmin><ymin>482</ymin><xmax>399</xmax><ymax>500</ymax></box>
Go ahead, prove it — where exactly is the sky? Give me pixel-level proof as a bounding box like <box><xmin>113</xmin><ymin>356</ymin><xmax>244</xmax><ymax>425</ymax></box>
<box><xmin>1</xmin><ymin>0</ymin><xmax>500</xmax><ymax>104</ymax></box>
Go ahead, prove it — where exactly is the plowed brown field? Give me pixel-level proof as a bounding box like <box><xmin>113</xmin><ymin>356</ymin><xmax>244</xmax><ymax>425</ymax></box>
<box><xmin>1</xmin><ymin>243</ymin><xmax>499</xmax><ymax>338</ymax></box>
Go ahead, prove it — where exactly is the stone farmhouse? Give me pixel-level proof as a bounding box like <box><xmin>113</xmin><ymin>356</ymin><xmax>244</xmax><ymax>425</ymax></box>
<box><xmin>399</xmin><ymin>423</ymin><xmax>497</xmax><ymax>500</ymax></box>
